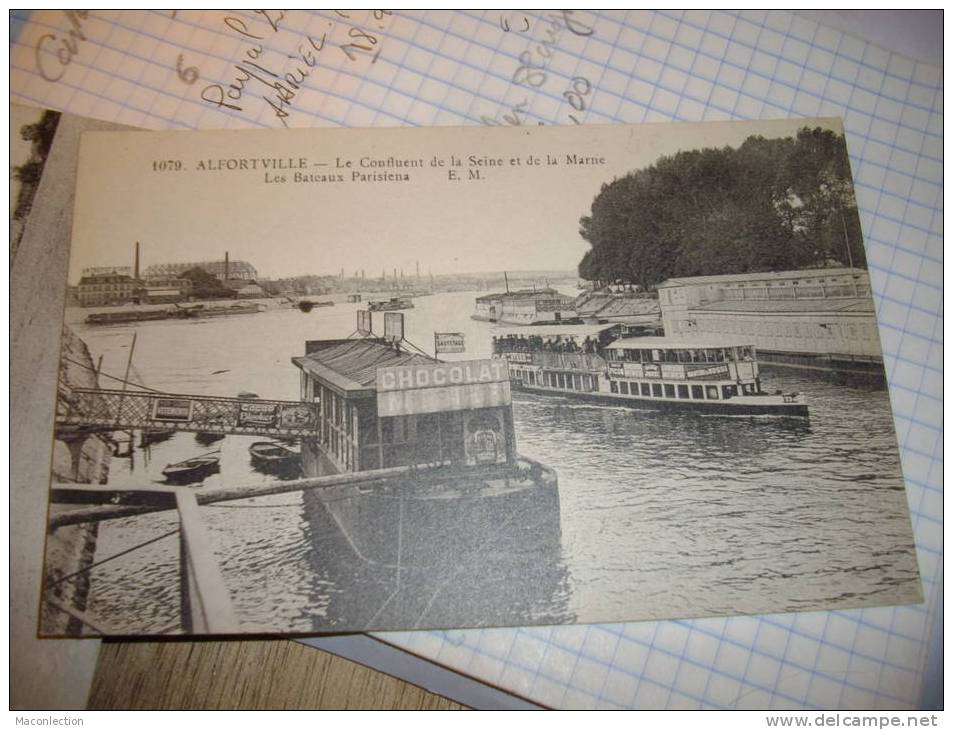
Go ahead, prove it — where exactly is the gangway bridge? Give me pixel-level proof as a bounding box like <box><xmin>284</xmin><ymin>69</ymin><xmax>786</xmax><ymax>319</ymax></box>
<box><xmin>48</xmin><ymin>385</ymin><xmax>322</xmax><ymax>634</ymax></box>
<box><xmin>56</xmin><ymin>387</ymin><xmax>320</xmax><ymax>440</ymax></box>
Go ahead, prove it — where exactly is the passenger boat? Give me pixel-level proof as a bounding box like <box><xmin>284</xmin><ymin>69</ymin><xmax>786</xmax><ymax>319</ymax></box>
<box><xmin>493</xmin><ymin>327</ymin><xmax>808</xmax><ymax>417</ymax></box>
<box><xmin>368</xmin><ymin>296</ymin><xmax>414</xmax><ymax>312</ymax></box>
<box><xmin>161</xmin><ymin>454</ymin><xmax>220</xmax><ymax>484</ymax></box>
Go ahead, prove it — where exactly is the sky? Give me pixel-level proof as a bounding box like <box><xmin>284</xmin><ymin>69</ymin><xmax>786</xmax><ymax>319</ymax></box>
<box><xmin>67</xmin><ymin>117</ymin><xmax>845</xmax><ymax>284</ymax></box>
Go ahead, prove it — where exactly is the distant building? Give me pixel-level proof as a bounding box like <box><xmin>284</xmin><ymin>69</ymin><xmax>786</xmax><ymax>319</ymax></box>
<box><xmin>656</xmin><ymin>268</ymin><xmax>882</xmax><ymax>371</ymax></box>
<box><xmin>225</xmin><ymin>280</ymin><xmax>267</xmax><ymax>299</ymax></box>
<box><xmin>81</xmin><ymin>266</ymin><xmax>132</xmax><ymax>278</ymax></box>
<box><xmin>141</xmin><ymin>274</ymin><xmax>192</xmax><ymax>304</ymax></box>
<box><xmin>142</xmin><ymin>259</ymin><xmax>258</xmax><ymax>281</ymax></box>
<box><xmin>76</xmin><ymin>273</ymin><xmax>144</xmax><ymax>307</ymax></box>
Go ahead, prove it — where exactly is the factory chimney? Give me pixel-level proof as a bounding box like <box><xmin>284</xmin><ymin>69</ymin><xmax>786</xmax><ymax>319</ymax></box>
<box><xmin>224</xmin><ymin>251</ymin><xmax>230</xmax><ymax>281</ymax></box>
<box><xmin>134</xmin><ymin>241</ymin><xmax>140</xmax><ymax>280</ymax></box>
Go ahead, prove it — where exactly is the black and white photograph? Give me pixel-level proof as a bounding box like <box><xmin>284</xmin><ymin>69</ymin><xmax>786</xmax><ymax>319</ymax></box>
<box><xmin>40</xmin><ymin>117</ymin><xmax>921</xmax><ymax>637</ymax></box>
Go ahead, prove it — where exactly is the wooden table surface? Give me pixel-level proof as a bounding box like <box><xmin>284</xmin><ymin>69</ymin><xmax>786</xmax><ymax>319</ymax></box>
<box><xmin>89</xmin><ymin>639</ymin><xmax>467</xmax><ymax>710</ymax></box>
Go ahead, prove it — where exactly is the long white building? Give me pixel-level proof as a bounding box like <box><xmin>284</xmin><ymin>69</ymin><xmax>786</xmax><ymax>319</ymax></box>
<box><xmin>655</xmin><ymin>268</ymin><xmax>883</xmax><ymax>371</ymax></box>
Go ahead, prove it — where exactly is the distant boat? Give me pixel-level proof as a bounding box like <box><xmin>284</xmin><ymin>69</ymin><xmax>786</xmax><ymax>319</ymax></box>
<box><xmin>368</xmin><ymin>296</ymin><xmax>414</xmax><ymax>312</ymax></box>
<box><xmin>85</xmin><ymin>309</ymin><xmax>171</xmax><ymax>325</ymax></box>
<box><xmin>347</xmin><ymin>294</ymin><xmax>362</xmax><ymax>303</ymax></box>
<box><xmin>237</xmin><ymin>391</ymin><xmax>259</xmax><ymax>400</ymax></box>
<box><xmin>184</xmin><ymin>302</ymin><xmax>263</xmax><ymax>318</ymax></box>
<box><xmin>161</xmin><ymin>454</ymin><xmax>220</xmax><ymax>485</ymax></box>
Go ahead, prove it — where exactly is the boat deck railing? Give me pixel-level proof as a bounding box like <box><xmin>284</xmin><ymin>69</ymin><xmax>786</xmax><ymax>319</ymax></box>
<box><xmin>500</xmin><ymin>350</ymin><xmax>606</xmax><ymax>372</ymax></box>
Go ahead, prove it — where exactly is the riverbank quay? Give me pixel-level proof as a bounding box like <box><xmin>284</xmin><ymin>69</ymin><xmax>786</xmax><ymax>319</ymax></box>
<box><xmin>43</xmin><ymin>327</ymin><xmax>113</xmax><ymax>635</ymax></box>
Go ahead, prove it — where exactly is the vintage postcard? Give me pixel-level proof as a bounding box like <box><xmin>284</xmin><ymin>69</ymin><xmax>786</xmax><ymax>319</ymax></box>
<box><xmin>40</xmin><ymin>117</ymin><xmax>921</xmax><ymax>636</ymax></box>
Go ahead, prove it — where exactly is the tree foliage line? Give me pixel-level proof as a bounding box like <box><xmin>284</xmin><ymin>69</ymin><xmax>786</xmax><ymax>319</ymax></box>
<box><xmin>577</xmin><ymin>127</ymin><xmax>867</xmax><ymax>289</ymax></box>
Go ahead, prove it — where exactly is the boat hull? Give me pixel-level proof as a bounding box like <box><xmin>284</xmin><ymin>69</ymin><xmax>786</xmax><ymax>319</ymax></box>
<box><xmin>513</xmin><ymin>382</ymin><xmax>809</xmax><ymax>417</ymax></box>
<box><xmin>299</xmin><ymin>456</ymin><xmax>571</xmax><ymax>630</ymax></box>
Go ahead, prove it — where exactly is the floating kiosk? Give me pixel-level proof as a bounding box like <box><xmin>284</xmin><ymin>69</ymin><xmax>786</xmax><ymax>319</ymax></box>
<box><xmin>290</xmin><ymin>314</ymin><xmax>568</xmax><ymax>629</ymax></box>
<box><xmin>493</xmin><ymin>326</ymin><xmax>808</xmax><ymax>417</ymax></box>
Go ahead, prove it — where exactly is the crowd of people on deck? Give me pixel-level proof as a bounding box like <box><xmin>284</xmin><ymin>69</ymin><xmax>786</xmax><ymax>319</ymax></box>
<box><xmin>492</xmin><ymin>334</ymin><xmax>600</xmax><ymax>355</ymax></box>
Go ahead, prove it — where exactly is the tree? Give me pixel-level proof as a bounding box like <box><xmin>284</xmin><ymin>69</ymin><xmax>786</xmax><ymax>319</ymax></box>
<box><xmin>11</xmin><ymin>110</ymin><xmax>62</xmax><ymax>261</ymax></box>
<box><xmin>577</xmin><ymin>127</ymin><xmax>866</xmax><ymax>289</ymax></box>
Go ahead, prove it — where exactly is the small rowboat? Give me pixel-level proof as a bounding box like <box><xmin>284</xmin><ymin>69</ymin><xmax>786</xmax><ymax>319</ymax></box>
<box><xmin>249</xmin><ymin>441</ymin><xmax>299</xmax><ymax>465</ymax></box>
<box><xmin>249</xmin><ymin>441</ymin><xmax>301</xmax><ymax>478</ymax></box>
<box><xmin>162</xmin><ymin>454</ymin><xmax>220</xmax><ymax>485</ymax></box>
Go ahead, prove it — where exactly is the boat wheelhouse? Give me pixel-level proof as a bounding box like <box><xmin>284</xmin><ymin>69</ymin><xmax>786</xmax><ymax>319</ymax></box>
<box><xmin>493</xmin><ymin>329</ymin><xmax>808</xmax><ymax>417</ymax></box>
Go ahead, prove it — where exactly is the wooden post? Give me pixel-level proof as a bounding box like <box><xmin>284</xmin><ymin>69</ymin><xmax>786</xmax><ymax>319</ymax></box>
<box><xmin>175</xmin><ymin>490</ymin><xmax>240</xmax><ymax>634</ymax></box>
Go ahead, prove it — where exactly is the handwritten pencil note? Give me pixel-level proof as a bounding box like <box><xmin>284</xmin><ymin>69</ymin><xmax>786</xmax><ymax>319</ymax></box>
<box><xmin>11</xmin><ymin>9</ymin><xmax>942</xmax><ymax>709</ymax></box>
<box><xmin>14</xmin><ymin>9</ymin><xmax>603</xmax><ymax>131</ymax></box>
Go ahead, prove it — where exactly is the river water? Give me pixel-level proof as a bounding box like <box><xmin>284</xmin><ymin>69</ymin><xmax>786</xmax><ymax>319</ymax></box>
<box><xmin>67</xmin><ymin>291</ymin><xmax>921</xmax><ymax>633</ymax></box>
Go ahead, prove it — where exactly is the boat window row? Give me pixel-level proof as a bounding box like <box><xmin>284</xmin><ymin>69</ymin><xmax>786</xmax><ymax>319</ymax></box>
<box><xmin>607</xmin><ymin>346</ymin><xmax>753</xmax><ymax>364</ymax></box>
<box><xmin>511</xmin><ymin>368</ymin><xmax>598</xmax><ymax>392</ymax></box>
<box><xmin>608</xmin><ymin>380</ymin><xmax>756</xmax><ymax>400</ymax></box>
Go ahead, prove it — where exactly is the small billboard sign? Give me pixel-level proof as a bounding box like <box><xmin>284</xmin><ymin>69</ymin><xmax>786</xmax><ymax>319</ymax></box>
<box><xmin>238</xmin><ymin>401</ymin><xmax>278</xmax><ymax>427</ymax></box>
<box><xmin>152</xmin><ymin>397</ymin><xmax>192</xmax><ymax>421</ymax></box>
<box><xmin>434</xmin><ymin>332</ymin><xmax>465</xmax><ymax>354</ymax></box>
<box><xmin>383</xmin><ymin>312</ymin><xmax>404</xmax><ymax>343</ymax></box>
<box><xmin>357</xmin><ymin>309</ymin><xmax>372</xmax><ymax>335</ymax></box>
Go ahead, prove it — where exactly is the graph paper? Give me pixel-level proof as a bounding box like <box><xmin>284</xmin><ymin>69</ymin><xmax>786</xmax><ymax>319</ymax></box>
<box><xmin>11</xmin><ymin>9</ymin><xmax>941</xmax><ymax>710</ymax></box>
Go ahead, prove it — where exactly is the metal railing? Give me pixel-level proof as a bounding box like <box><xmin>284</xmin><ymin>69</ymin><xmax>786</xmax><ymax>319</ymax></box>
<box><xmin>45</xmin><ymin>462</ymin><xmax>464</xmax><ymax>634</ymax></box>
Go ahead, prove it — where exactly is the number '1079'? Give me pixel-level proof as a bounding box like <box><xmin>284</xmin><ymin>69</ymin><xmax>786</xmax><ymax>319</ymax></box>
<box><xmin>152</xmin><ymin>160</ymin><xmax>184</xmax><ymax>171</ymax></box>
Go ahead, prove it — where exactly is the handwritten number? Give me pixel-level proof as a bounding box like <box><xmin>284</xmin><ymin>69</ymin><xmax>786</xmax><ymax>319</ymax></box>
<box><xmin>372</xmin><ymin>10</ymin><xmax>392</xmax><ymax>20</ymax></box>
<box><xmin>563</xmin><ymin>76</ymin><xmax>591</xmax><ymax>113</ymax></box>
<box><xmin>176</xmin><ymin>54</ymin><xmax>199</xmax><ymax>85</ymax></box>
<box><xmin>348</xmin><ymin>27</ymin><xmax>378</xmax><ymax>44</ymax></box>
